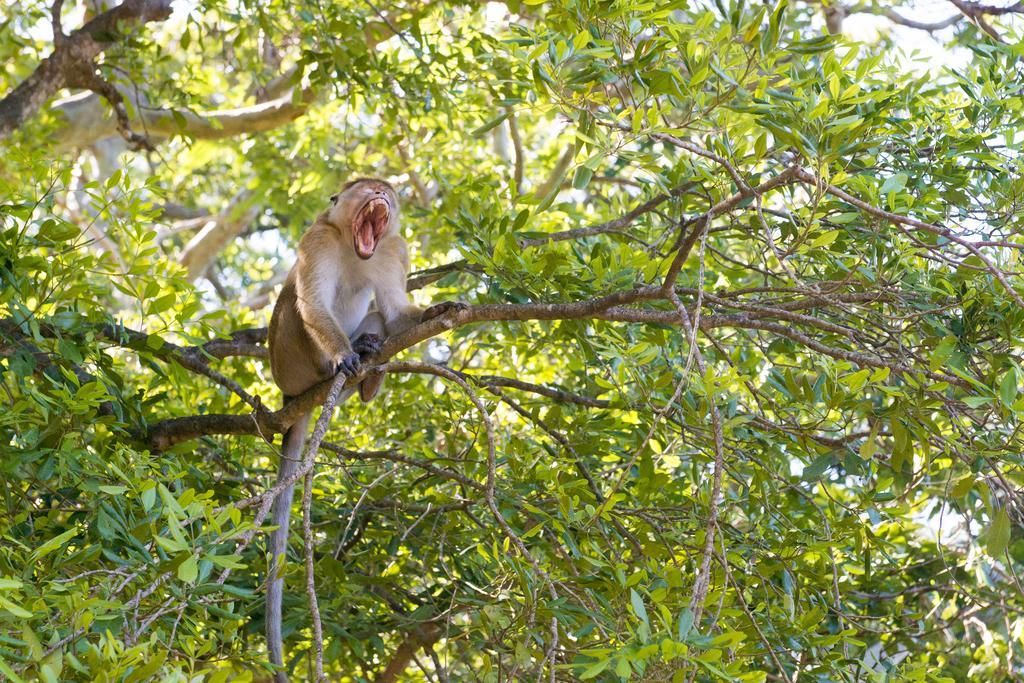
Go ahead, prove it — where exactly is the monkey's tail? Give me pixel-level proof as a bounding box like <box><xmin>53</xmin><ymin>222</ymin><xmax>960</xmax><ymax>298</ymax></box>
<box><xmin>267</xmin><ymin>411</ymin><xmax>311</xmax><ymax>683</ymax></box>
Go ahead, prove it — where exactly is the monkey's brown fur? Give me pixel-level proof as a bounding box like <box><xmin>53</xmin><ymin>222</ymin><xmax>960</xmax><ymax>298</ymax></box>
<box><xmin>265</xmin><ymin>178</ymin><xmax>463</xmax><ymax>681</ymax></box>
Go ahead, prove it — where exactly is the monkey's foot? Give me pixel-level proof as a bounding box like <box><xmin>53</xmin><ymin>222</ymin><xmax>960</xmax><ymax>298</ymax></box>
<box><xmin>335</xmin><ymin>352</ymin><xmax>361</xmax><ymax>377</ymax></box>
<box><xmin>353</xmin><ymin>333</ymin><xmax>383</xmax><ymax>359</ymax></box>
<box><xmin>421</xmin><ymin>301</ymin><xmax>469</xmax><ymax>322</ymax></box>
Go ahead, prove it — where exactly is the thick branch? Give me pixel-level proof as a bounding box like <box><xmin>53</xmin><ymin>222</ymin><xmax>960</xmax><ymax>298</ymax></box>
<box><xmin>0</xmin><ymin>0</ymin><xmax>173</xmax><ymax>140</ymax></box>
<box><xmin>143</xmin><ymin>292</ymin><xmax>657</xmax><ymax>447</ymax></box>
<box><xmin>155</xmin><ymin>202</ymin><xmax>210</xmax><ymax>221</ymax></box>
<box><xmin>856</xmin><ymin>0</ymin><xmax>1022</xmax><ymax>33</ymax></box>
<box><xmin>874</xmin><ymin>9</ymin><xmax>964</xmax><ymax>31</ymax></box>
<box><xmin>375</xmin><ymin>624</ymin><xmax>442</xmax><ymax>683</ymax></box>
<box><xmin>141</xmin><ymin>288</ymin><xmax>975</xmax><ymax>447</ymax></box>
<box><xmin>51</xmin><ymin>88</ymin><xmax>313</xmax><ymax>151</ymax></box>
<box><xmin>179</xmin><ymin>192</ymin><xmax>259</xmax><ymax>281</ymax></box>
<box><xmin>949</xmin><ymin>0</ymin><xmax>1024</xmax><ymax>16</ymax></box>
<box><xmin>948</xmin><ymin>0</ymin><xmax>1010</xmax><ymax>39</ymax></box>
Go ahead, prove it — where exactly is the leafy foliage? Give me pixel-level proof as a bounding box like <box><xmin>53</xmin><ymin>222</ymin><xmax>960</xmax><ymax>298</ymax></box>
<box><xmin>1</xmin><ymin>0</ymin><xmax>1024</xmax><ymax>681</ymax></box>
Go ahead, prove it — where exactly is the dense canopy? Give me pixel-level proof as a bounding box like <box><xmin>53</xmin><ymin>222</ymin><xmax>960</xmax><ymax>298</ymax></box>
<box><xmin>2</xmin><ymin>0</ymin><xmax>1024</xmax><ymax>681</ymax></box>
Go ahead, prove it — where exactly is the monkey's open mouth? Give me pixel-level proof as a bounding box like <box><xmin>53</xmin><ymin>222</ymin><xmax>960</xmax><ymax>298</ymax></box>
<box><xmin>353</xmin><ymin>197</ymin><xmax>389</xmax><ymax>259</ymax></box>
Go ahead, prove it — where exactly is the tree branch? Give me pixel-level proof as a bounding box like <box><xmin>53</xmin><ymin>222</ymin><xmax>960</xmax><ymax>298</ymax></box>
<box><xmin>854</xmin><ymin>0</ymin><xmax>1023</xmax><ymax>33</ymax></box>
<box><xmin>179</xmin><ymin>191</ymin><xmax>259</xmax><ymax>281</ymax></box>
<box><xmin>790</xmin><ymin>166</ymin><xmax>1024</xmax><ymax>308</ymax></box>
<box><xmin>872</xmin><ymin>8</ymin><xmax>964</xmax><ymax>31</ymax></box>
<box><xmin>474</xmin><ymin>375</ymin><xmax>610</xmax><ymax>408</ymax></box>
<box><xmin>374</xmin><ymin>623</ymin><xmax>442</xmax><ymax>683</ymax></box>
<box><xmin>0</xmin><ymin>0</ymin><xmax>174</xmax><ymax>141</ymax></box>
<box><xmin>948</xmin><ymin>0</ymin><xmax>1009</xmax><ymax>40</ymax></box>
<box><xmin>50</xmin><ymin>0</ymin><xmax>66</xmax><ymax>44</ymax></box>
<box><xmin>506</xmin><ymin>108</ymin><xmax>525</xmax><ymax>193</ymax></box>
<box><xmin>0</xmin><ymin>323</ymin><xmax>114</xmax><ymax>417</ymax></box>
<box><xmin>139</xmin><ymin>286</ymin><xmax>974</xmax><ymax>448</ymax></box>
<box><xmin>302</xmin><ymin>465</ymin><xmax>326</xmax><ymax>681</ymax></box>
<box><xmin>519</xmin><ymin>181</ymin><xmax>695</xmax><ymax>248</ymax></box>
<box><xmin>51</xmin><ymin>87</ymin><xmax>314</xmax><ymax>151</ymax></box>
<box><xmin>949</xmin><ymin>0</ymin><xmax>1024</xmax><ymax>16</ymax></box>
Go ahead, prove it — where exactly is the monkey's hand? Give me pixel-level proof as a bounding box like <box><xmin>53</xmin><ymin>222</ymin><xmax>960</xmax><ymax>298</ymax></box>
<box><xmin>421</xmin><ymin>301</ymin><xmax>469</xmax><ymax>322</ymax></box>
<box><xmin>352</xmin><ymin>333</ymin><xmax>383</xmax><ymax>360</ymax></box>
<box><xmin>335</xmin><ymin>351</ymin><xmax>362</xmax><ymax>377</ymax></box>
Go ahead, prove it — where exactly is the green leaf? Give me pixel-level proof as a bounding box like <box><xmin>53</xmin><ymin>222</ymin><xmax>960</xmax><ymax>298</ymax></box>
<box><xmin>40</xmin><ymin>662</ymin><xmax>59</xmax><ymax>683</ymax></box>
<box><xmin>512</xmin><ymin>209</ymin><xmax>531</xmax><ymax>231</ymax></box>
<box><xmin>155</xmin><ymin>535</ymin><xmax>188</xmax><ymax>554</ymax></box>
<box><xmin>615</xmin><ymin>657</ymin><xmax>631</xmax><ymax>678</ymax></box>
<box><xmin>808</xmin><ymin>229</ymin><xmax>840</xmax><ymax>249</ymax></box>
<box><xmin>1000</xmin><ymin>369</ymin><xmax>1018</xmax><ymax>408</ymax></box>
<box><xmin>0</xmin><ymin>595</ymin><xmax>32</xmax><ymax>618</ymax></box>
<box><xmin>208</xmin><ymin>554</ymin><xmax>245</xmax><ymax>570</ymax></box>
<box><xmin>951</xmin><ymin>475</ymin><xmax>974</xmax><ymax>498</ymax></box>
<box><xmin>677</xmin><ymin>608</ymin><xmax>695</xmax><ymax>640</ymax></box>
<box><xmin>826</xmin><ymin>114</ymin><xmax>861</xmax><ymax>129</ymax></box>
<box><xmin>880</xmin><ymin>173</ymin><xmax>908</xmax><ymax>194</ymax></box>
<box><xmin>158</xmin><ymin>483</ymin><xmax>186</xmax><ymax>518</ymax></box>
<box><xmin>630</xmin><ymin>588</ymin><xmax>649</xmax><ymax>625</ymax></box>
<box><xmin>31</xmin><ymin>527</ymin><xmax>79</xmax><ymax>560</ymax></box>
<box><xmin>141</xmin><ymin>487</ymin><xmax>156</xmax><ymax>511</ymax></box>
<box><xmin>0</xmin><ymin>658</ymin><xmax>26</xmax><ymax>683</ymax></box>
<box><xmin>859</xmin><ymin>421</ymin><xmax>881</xmax><ymax>460</ymax></box>
<box><xmin>178</xmin><ymin>556</ymin><xmax>199</xmax><ymax>583</ymax></box>
<box><xmin>98</xmin><ymin>485</ymin><xmax>127</xmax><ymax>495</ymax></box>
<box><xmin>471</xmin><ymin>111</ymin><xmax>510</xmax><ymax>138</ymax></box>
<box><xmin>988</xmin><ymin>509</ymin><xmax>1012</xmax><ymax>557</ymax></box>
<box><xmin>37</xmin><ymin>219</ymin><xmax>80</xmax><ymax>242</ymax></box>
<box><xmin>22</xmin><ymin>623</ymin><xmax>43</xmax><ymax>660</ymax></box>
<box><xmin>579</xmin><ymin>658</ymin><xmax>610</xmax><ymax>680</ymax></box>
<box><xmin>572</xmin><ymin>166</ymin><xmax>593</xmax><ymax>190</ymax></box>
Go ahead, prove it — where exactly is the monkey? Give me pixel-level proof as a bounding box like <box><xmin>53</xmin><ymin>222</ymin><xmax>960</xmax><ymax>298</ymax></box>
<box><xmin>265</xmin><ymin>177</ymin><xmax>464</xmax><ymax>681</ymax></box>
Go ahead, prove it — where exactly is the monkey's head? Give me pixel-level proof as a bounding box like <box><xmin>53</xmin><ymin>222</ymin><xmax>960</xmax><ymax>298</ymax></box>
<box><xmin>326</xmin><ymin>178</ymin><xmax>399</xmax><ymax>260</ymax></box>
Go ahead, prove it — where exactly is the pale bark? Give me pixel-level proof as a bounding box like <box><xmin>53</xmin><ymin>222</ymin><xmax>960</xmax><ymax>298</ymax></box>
<box><xmin>0</xmin><ymin>0</ymin><xmax>173</xmax><ymax>141</ymax></box>
<box><xmin>52</xmin><ymin>88</ymin><xmax>313</xmax><ymax>151</ymax></box>
<box><xmin>179</xmin><ymin>191</ymin><xmax>259</xmax><ymax>281</ymax></box>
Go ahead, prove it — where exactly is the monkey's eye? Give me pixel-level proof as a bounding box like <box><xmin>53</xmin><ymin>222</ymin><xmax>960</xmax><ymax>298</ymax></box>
<box><xmin>329</xmin><ymin>194</ymin><xmax>338</xmax><ymax>204</ymax></box>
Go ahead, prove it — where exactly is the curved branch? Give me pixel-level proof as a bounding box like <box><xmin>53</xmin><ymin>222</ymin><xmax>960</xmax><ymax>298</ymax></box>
<box><xmin>791</xmin><ymin>166</ymin><xmax>1024</xmax><ymax>309</ymax></box>
<box><xmin>141</xmin><ymin>287</ymin><xmax>975</xmax><ymax>447</ymax></box>
<box><xmin>474</xmin><ymin>375</ymin><xmax>611</xmax><ymax>408</ymax></box>
<box><xmin>854</xmin><ymin>0</ymin><xmax>1022</xmax><ymax>33</ymax></box>
<box><xmin>518</xmin><ymin>181</ymin><xmax>695</xmax><ymax>248</ymax></box>
<box><xmin>374</xmin><ymin>624</ymin><xmax>442</xmax><ymax>683</ymax></box>
<box><xmin>875</xmin><ymin>9</ymin><xmax>963</xmax><ymax>31</ymax></box>
<box><xmin>321</xmin><ymin>441</ymin><xmax>485</xmax><ymax>491</ymax></box>
<box><xmin>143</xmin><ymin>294</ymin><xmax>659</xmax><ymax>448</ymax></box>
<box><xmin>405</xmin><ymin>260</ymin><xmax>482</xmax><ymax>291</ymax></box>
<box><xmin>52</xmin><ymin>88</ymin><xmax>313</xmax><ymax>151</ymax></box>
<box><xmin>0</xmin><ymin>0</ymin><xmax>173</xmax><ymax>140</ymax></box>
<box><xmin>179</xmin><ymin>192</ymin><xmax>259</xmax><ymax>281</ymax></box>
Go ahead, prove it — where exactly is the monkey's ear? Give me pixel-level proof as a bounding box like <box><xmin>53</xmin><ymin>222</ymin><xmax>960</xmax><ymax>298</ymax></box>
<box><xmin>329</xmin><ymin>194</ymin><xmax>338</xmax><ymax>203</ymax></box>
